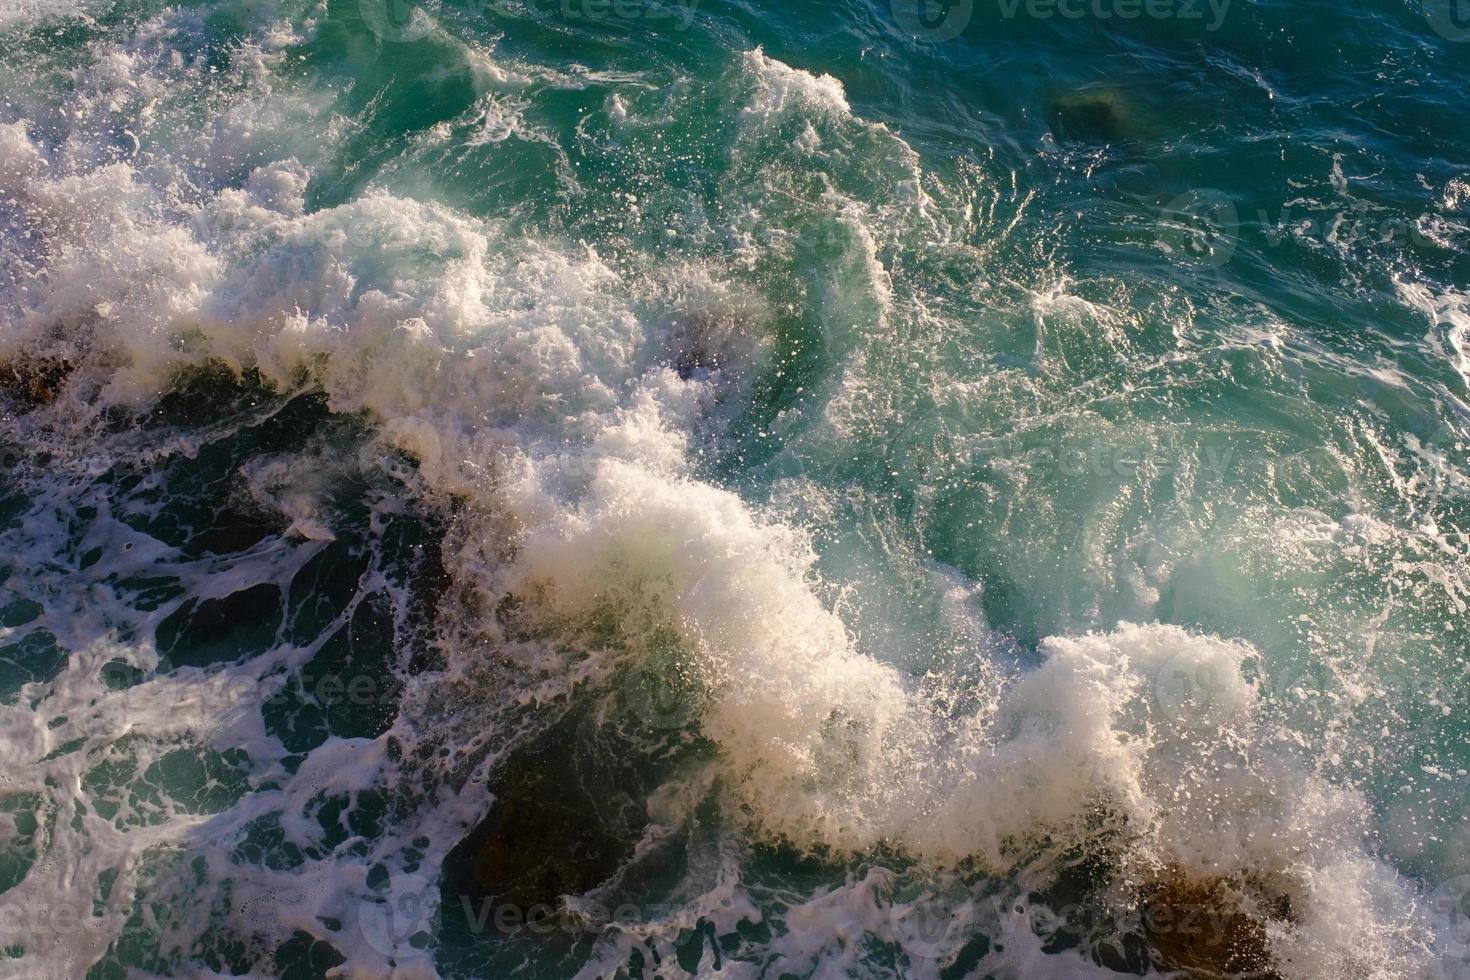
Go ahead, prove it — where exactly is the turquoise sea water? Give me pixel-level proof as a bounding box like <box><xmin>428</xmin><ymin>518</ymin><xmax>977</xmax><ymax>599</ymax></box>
<box><xmin>0</xmin><ymin>0</ymin><xmax>1468</xmax><ymax>975</ymax></box>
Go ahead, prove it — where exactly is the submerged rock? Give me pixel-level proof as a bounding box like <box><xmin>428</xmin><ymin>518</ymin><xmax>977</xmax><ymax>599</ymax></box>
<box><xmin>1139</xmin><ymin>871</ymin><xmax>1289</xmax><ymax>978</ymax></box>
<box><xmin>0</xmin><ymin>357</ymin><xmax>73</xmax><ymax>405</ymax></box>
<box><xmin>1050</xmin><ymin>89</ymin><xmax>1129</xmax><ymax>143</ymax></box>
<box><xmin>669</xmin><ymin>309</ymin><xmax>745</xmax><ymax>380</ymax></box>
<box><xmin>444</xmin><ymin>719</ymin><xmax>648</xmax><ymax>929</ymax></box>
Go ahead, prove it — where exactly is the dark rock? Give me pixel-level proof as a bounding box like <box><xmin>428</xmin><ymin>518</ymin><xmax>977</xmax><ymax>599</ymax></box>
<box><xmin>0</xmin><ymin>357</ymin><xmax>73</xmax><ymax>405</ymax></box>
<box><xmin>444</xmin><ymin>714</ymin><xmax>653</xmax><ymax>931</ymax></box>
<box><xmin>1140</xmin><ymin>870</ymin><xmax>1289</xmax><ymax>978</ymax></box>
<box><xmin>448</xmin><ymin>752</ymin><xmax>633</xmax><ymax>918</ymax></box>
<box><xmin>1051</xmin><ymin>90</ymin><xmax>1128</xmax><ymax>143</ymax></box>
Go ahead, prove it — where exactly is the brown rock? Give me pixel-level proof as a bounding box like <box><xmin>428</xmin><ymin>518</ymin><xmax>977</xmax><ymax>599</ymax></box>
<box><xmin>0</xmin><ymin>357</ymin><xmax>73</xmax><ymax>405</ymax></box>
<box><xmin>1139</xmin><ymin>869</ymin><xmax>1291</xmax><ymax>978</ymax></box>
<box><xmin>444</xmin><ymin>721</ymin><xmax>645</xmax><ymax>930</ymax></box>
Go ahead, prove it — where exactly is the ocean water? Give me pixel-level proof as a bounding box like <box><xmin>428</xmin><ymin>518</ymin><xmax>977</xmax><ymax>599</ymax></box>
<box><xmin>0</xmin><ymin>0</ymin><xmax>1468</xmax><ymax>974</ymax></box>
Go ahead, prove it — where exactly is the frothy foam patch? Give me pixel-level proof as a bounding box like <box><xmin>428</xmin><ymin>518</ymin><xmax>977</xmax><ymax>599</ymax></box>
<box><xmin>1399</xmin><ymin>278</ymin><xmax>1470</xmax><ymax>393</ymax></box>
<box><xmin>478</xmin><ymin>391</ymin><xmax>1436</xmax><ymax>975</ymax></box>
<box><xmin>739</xmin><ymin>48</ymin><xmax>851</xmax><ymax>121</ymax></box>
